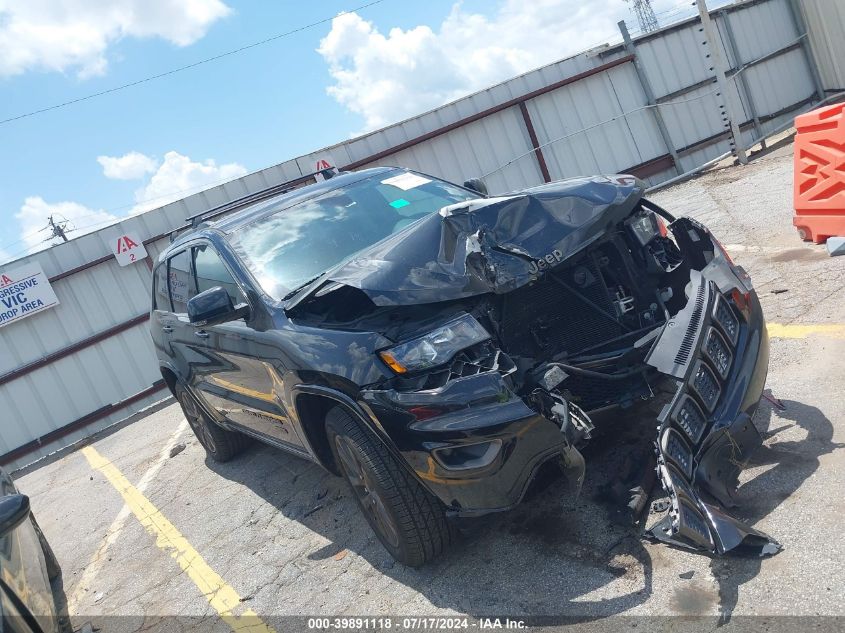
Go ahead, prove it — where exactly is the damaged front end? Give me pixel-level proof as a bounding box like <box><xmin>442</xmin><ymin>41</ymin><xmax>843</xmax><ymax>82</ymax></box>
<box><xmin>643</xmin><ymin>234</ymin><xmax>779</xmax><ymax>556</ymax></box>
<box><xmin>288</xmin><ymin>174</ymin><xmax>778</xmax><ymax>557</ymax></box>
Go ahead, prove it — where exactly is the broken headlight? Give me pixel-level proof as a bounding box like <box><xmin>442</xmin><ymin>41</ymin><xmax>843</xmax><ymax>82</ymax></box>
<box><xmin>626</xmin><ymin>209</ymin><xmax>667</xmax><ymax>246</ymax></box>
<box><xmin>379</xmin><ymin>314</ymin><xmax>490</xmax><ymax>374</ymax></box>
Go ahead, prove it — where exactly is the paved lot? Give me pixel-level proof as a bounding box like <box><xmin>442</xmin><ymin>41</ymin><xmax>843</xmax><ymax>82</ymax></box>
<box><xmin>16</xmin><ymin>140</ymin><xmax>845</xmax><ymax>631</ymax></box>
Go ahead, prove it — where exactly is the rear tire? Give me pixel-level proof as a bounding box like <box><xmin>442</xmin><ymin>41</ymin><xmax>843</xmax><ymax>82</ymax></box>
<box><xmin>174</xmin><ymin>383</ymin><xmax>249</xmax><ymax>462</ymax></box>
<box><xmin>325</xmin><ymin>406</ymin><xmax>453</xmax><ymax>567</ymax></box>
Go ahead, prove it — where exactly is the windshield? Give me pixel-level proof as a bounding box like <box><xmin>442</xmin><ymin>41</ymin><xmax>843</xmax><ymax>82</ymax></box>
<box><xmin>230</xmin><ymin>170</ymin><xmax>478</xmax><ymax>300</ymax></box>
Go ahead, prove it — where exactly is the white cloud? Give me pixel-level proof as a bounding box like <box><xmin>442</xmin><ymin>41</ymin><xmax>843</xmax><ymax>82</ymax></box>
<box><xmin>0</xmin><ymin>0</ymin><xmax>231</xmax><ymax>78</ymax></box>
<box><xmin>131</xmin><ymin>151</ymin><xmax>247</xmax><ymax>214</ymax></box>
<box><xmin>1</xmin><ymin>150</ymin><xmax>246</xmax><ymax>263</ymax></box>
<box><xmin>14</xmin><ymin>197</ymin><xmax>120</xmax><ymax>257</ymax></box>
<box><xmin>318</xmin><ymin>0</ymin><xmax>680</xmax><ymax>132</ymax></box>
<box><xmin>97</xmin><ymin>151</ymin><xmax>158</xmax><ymax>180</ymax></box>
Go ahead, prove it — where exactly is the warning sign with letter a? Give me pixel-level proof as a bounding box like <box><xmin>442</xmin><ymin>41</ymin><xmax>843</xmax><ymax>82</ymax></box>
<box><xmin>112</xmin><ymin>231</ymin><xmax>148</xmax><ymax>266</ymax></box>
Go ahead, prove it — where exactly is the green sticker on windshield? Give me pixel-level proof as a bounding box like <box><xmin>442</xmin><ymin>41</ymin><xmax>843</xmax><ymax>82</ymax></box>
<box><xmin>390</xmin><ymin>198</ymin><xmax>410</xmax><ymax>209</ymax></box>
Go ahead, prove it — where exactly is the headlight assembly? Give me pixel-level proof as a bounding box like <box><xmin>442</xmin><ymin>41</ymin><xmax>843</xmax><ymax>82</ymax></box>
<box><xmin>378</xmin><ymin>314</ymin><xmax>490</xmax><ymax>374</ymax></box>
<box><xmin>626</xmin><ymin>209</ymin><xmax>667</xmax><ymax>246</ymax></box>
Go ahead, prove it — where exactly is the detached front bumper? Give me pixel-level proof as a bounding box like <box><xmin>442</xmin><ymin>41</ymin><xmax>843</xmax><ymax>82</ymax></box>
<box><xmin>645</xmin><ymin>263</ymin><xmax>779</xmax><ymax>556</ymax></box>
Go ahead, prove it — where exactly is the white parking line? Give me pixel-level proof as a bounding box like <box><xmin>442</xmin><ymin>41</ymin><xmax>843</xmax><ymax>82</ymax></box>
<box><xmin>67</xmin><ymin>419</ymin><xmax>189</xmax><ymax>613</ymax></box>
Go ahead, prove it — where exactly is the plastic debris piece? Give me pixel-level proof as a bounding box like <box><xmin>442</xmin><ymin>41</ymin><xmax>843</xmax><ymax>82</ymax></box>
<box><xmin>826</xmin><ymin>236</ymin><xmax>845</xmax><ymax>257</ymax></box>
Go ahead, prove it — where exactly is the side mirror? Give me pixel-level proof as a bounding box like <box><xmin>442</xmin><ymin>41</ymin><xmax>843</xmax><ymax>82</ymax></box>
<box><xmin>0</xmin><ymin>495</ymin><xmax>30</xmax><ymax>538</ymax></box>
<box><xmin>187</xmin><ymin>287</ymin><xmax>249</xmax><ymax>326</ymax></box>
<box><xmin>463</xmin><ymin>178</ymin><xmax>488</xmax><ymax>196</ymax></box>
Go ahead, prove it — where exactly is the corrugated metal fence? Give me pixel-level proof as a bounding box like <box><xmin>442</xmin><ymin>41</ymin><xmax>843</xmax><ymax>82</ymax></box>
<box><xmin>0</xmin><ymin>0</ymin><xmax>839</xmax><ymax>470</ymax></box>
<box><xmin>802</xmin><ymin>0</ymin><xmax>845</xmax><ymax>92</ymax></box>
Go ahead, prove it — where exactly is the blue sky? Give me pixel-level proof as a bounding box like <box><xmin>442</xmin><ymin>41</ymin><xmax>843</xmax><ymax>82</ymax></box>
<box><xmin>0</xmin><ymin>0</ymin><xmax>694</xmax><ymax>263</ymax></box>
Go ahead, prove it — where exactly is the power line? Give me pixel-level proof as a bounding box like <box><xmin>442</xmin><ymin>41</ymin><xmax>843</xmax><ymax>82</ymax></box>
<box><xmin>0</xmin><ymin>0</ymin><xmax>387</xmax><ymax>126</ymax></box>
<box><xmin>44</xmin><ymin>215</ymin><xmax>71</xmax><ymax>243</ymax></box>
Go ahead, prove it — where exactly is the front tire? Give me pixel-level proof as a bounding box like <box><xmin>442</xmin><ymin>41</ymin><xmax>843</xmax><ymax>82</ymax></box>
<box><xmin>174</xmin><ymin>383</ymin><xmax>249</xmax><ymax>462</ymax></box>
<box><xmin>325</xmin><ymin>406</ymin><xmax>453</xmax><ymax>567</ymax></box>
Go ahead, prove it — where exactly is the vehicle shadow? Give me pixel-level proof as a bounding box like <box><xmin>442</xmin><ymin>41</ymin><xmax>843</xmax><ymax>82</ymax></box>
<box><xmin>709</xmin><ymin>393</ymin><xmax>843</xmax><ymax>624</ymax></box>
<box><xmin>206</xmin><ymin>408</ymin><xmax>657</xmax><ymax>622</ymax></box>
<box><xmin>51</xmin><ymin>573</ymin><xmax>74</xmax><ymax>633</ymax></box>
<box><xmin>205</xmin><ymin>392</ymin><xmax>835</xmax><ymax>623</ymax></box>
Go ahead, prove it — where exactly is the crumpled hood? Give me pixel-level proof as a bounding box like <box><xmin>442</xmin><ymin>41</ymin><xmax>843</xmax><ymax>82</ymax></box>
<box><xmin>292</xmin><ymin>175</ymin><xmax>645</xmax><ymax>308</ymax></box>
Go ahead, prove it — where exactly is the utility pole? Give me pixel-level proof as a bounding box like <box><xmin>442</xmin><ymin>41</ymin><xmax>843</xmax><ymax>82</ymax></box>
<box><xmin>45</xmin><ymin>215</ymin><xmax>70</xmax><ymax>242</ymax></box>
<box><xmin>626</xmin><ymin>0</ymin><xmax>659</xmax><ymax>33</ymax></box>
<box><xmin>696</xmin><ymin>0</ymin><xmax>748</xmax><ymax>164</ymax></box>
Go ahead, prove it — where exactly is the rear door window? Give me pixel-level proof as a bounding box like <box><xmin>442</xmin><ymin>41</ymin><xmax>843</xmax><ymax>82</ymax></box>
<box><xmin>153</xmin><ymin>264</ymin><xmax>171</xmax><ymax>311</ymax></box>
<box><xmin>167</xmin><ymin>250</ymin><xmax>197</xmax><ymax>314</ymax></box>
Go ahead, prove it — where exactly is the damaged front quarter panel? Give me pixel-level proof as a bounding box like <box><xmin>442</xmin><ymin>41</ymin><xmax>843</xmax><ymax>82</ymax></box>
<box><xmin>644</xmin><ymin>221</ymin><xmax>781</xmax><ymax>557</ymax></box>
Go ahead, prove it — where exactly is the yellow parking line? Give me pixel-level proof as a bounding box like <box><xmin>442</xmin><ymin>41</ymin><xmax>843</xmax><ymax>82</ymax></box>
<box><xmin>81</xmin><ymin>446</ymin><xmax>274</xmax><ymax>633</ymax></box>
<box><xmin>767</xmin><ymin>323</ymin><xmax>845</xmax><ymax>339</ymax></box>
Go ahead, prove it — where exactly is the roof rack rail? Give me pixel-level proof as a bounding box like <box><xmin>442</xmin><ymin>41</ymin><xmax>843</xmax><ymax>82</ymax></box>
<box><xmin>183</xmin><ymin>166</ymin><xmax>341</xmax><ymax>229</ymax></box>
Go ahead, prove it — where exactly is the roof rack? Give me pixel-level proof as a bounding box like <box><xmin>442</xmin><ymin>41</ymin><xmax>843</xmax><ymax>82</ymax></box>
<box><xmin>183</xmin><ymin>166</ymin><xmax>341</xmax><ymax>230</ymax></box>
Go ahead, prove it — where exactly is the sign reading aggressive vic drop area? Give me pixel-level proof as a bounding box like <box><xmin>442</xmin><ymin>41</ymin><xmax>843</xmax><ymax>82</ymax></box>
<box><xmin>0</xmin><ymin>262</ymin><xmax>59</xmax><ymax>328</ymax></box>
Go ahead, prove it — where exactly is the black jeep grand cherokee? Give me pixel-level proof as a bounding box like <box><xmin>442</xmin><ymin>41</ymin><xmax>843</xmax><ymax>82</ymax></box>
<box><xmin>150</xmin><ymin>167</ymin><xmax>777</xmax><ymax>566</ymax></box>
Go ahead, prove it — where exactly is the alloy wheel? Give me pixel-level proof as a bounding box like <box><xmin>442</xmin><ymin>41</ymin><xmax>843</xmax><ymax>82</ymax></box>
<box><xmin>180</xmin><ymin>390</ymin><xmax>217</xmax><ymax>454</ymax></box>
<box><xmin>334</xmin><ymin>435</ymin><xmax>401</xmax><ymax>549</ymax></box>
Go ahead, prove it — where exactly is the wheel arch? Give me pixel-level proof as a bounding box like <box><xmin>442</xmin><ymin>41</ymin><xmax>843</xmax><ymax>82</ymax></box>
<box><xmin>159</xmin><ymin>365</ymin><xmax>180</xmax><ymax>397</ymax></box>
<box><xmin>292</xmin><ymin>385</ymin><xmax>401</xmax><ymax>479</ymax></box>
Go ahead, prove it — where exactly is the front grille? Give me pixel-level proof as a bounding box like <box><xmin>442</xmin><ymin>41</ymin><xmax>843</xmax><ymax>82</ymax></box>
<box><xmin>677</xmin><ymin>499</ymin><xmax>713</xmax><ymax>547</ymax></box>
<box><xmin>713</xmin><ymin>295</ymin><xmax>739</xmax><ymax>344</ymax></box>
<box><xmin>703</xmin><ymin>327</ymin><xmax>732</xmax><ymax>379</ymax></box>
<box><xmin>661</xmin><ymin>428</ymin><xmax>693</xmax><ymax>478</ymax></box>
<box><xmin>690</xmin><ymin>361</ymin><xmax>721</xmax><ymax>412</ymax></box>
<box><xmin>663</xmin><ymin>464</ymin><xmax>696</xmax><ymax>501</ymax></box>
<box><xmin>498</xmin><ymin>257</ymin><xmax>623</xmax><ymax>358</ymax></box>
<box><xmin>672</xmin><ymin>394</ymin><xmax>707</xmax><ymax>445</ymax></box>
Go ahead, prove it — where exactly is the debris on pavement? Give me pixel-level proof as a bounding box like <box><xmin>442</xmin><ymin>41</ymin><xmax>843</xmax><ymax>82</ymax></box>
<box><xmin>762</xmin><ymin>392</ymin><xmax>786</xmax><ymax>411</ymax></box>
<box><xmin>826</xmin><ymin>236</ymin><xmax>845</xmax><ymax>257</ymax></box>
<box><xmin>169</xmin><ymin>443</ymin><xmax>186</xmax><ymax>458</ymax></box>
<box><xmin>303</xmin><ymin>504</ymin><xmax>323</xmax><ymax>519</ymax></box>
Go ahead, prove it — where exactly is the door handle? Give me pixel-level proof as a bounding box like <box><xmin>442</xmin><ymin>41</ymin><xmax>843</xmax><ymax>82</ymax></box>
<box><xmin>161</xmin><ymin>326</ymin><xmax>174</xmax><ymax>334</ymax></box>
<box><xmin>194</xmin><ymin>330</ymin><xmax>209</xmax><ymax>339</ymax></box>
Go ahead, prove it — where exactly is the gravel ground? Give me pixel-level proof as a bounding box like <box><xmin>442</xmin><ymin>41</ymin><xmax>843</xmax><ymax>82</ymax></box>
<box><xmin>15</xmin><ymin>139</ymin><xmax>845</xmax><ymax>631</ymax></box>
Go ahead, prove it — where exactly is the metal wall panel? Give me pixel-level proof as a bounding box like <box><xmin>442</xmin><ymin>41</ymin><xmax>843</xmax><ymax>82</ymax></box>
<box><xmin>740</xmin><ymin>48</ymin><xmax>815</xmax><ymax>114</ymax></box>
<box><xmin>802</xmin><ymin>0</ymin><xmax>845</xmax><ymax>91</ymax></box>
<box><xmin>634</xmin><ymin>21</ymin><xmax>715</xmax><ymax>99</ymax></box>
<box><xmin>527</xmin><ymin>64</ymin><xmax>652</xmax><ymax>181</ymax></box>
<box><xmin>360</xmin><ymin>107</ymin><xmax>540</xmax><ymax>194</ymax></box>
<box><xmin>659</xmin><ymin>83</ymin><xmax>726</xmax><ymax>158</ymax></box>
<box><xmin>719</xmin><ymin>0</ymin><xmax>798</xmax><ymax>63</ymax></box>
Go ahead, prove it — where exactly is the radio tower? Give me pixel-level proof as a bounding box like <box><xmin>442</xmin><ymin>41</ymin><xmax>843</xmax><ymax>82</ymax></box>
<box><xmin>626</xmin><ymin>0</ymin><xmax>659</xmax><ymax>33</ymax></box>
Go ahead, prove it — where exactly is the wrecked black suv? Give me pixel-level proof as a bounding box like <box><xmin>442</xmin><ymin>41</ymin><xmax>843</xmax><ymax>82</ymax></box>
<box><xmin>150</xmin><ymin>167</ymin><xmax>777</xmax><ymax>566</ymax></box>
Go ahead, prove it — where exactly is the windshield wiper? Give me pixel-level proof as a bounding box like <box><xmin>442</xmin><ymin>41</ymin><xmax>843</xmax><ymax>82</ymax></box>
<box><xmin>281</xmin><ymin>273</ymin><xmax>326</xmax><ymax>301</ymax></box>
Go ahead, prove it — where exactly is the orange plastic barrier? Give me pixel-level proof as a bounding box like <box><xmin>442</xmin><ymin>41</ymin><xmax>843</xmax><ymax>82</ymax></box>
<box><xmin>794</xmin><ymin>103</ymin><xmax>845</xmax><ymax>243</ymax></box>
